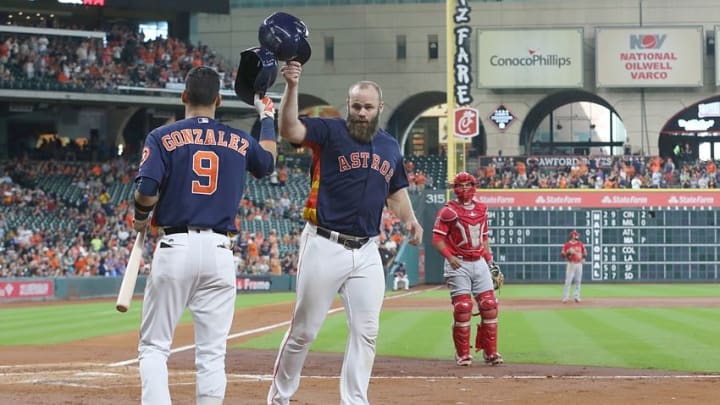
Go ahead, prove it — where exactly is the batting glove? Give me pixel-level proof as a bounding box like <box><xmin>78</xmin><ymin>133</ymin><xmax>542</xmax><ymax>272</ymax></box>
<box><xmin>254</xmin><ymin>94</ymin><xmax>275</xmax><ymax>120</ymax></box>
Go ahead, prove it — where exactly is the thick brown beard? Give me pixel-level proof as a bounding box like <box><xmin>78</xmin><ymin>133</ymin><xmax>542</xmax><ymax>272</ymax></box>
<box><xmin>347</xmin><ymin>115</ymin><xmax>379</xmax><ymax>143</ymax></box>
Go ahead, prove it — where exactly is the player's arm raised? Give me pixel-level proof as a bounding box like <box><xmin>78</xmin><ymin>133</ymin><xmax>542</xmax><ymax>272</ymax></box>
<box><xmin>254</xmin><ymin>94</ymin><xmax>278</xmax><ymax>165</ymax></box>
<box><xmin>278</xmin><ymin>61</ymin><xmax>307</xmax><ymax>145</ymax></box>
<box><xmin>386</xmin><ymin>188</ymin><xmax>423</xmax><ymax>246</ymax></box>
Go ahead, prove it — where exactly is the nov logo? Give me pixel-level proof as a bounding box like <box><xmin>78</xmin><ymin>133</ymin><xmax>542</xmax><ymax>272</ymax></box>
<box><xmin>629</xmin><ymin>34</ymin><xmax>666</xmax><ymax>49</ymax></box>
<box><xmin>454</xmin><ymin>107</ymin><xmax>479</xmax><ymax>138</ymax></box>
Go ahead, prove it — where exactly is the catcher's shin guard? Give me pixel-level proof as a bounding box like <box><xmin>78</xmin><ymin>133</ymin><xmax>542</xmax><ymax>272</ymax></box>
<box><xmin>452</xmin><ymin>294</ymin><xmax>473</xmax><ymax>358</ymax></box>
<box><xmin>475</xmin><ymin>290</ymin><xmax>499</xmax><ymax>356</ymax></box>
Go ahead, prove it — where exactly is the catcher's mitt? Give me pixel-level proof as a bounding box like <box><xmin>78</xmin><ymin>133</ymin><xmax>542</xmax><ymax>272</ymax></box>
<box><xmin>489</xmin><ymin>263</ymin><xmax>504</xmax><ymax>290</ymax></box>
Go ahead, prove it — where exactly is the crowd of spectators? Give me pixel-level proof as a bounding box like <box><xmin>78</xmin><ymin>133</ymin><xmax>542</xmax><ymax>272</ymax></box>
<box><xmin>473</xmin><ymin>154</ymin><xmax>718</xmax><ymax>189</ymax></box>
<box><xmin>0</xmin><ymin>23</ymin><xmax>236</xmax><ymax>92</ymax></box>
<box><xmin>0</xmin><ymin>157</ymin><xmax>405</xmax><ymax>279</ymax></box>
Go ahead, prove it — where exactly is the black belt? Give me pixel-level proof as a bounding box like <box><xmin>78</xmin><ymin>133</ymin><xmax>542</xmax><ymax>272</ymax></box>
<box><xmin>164</xmin><ymin>226</ymin><xmax>230</xmax><ymax>236</ymax></box>
<box><xmin>315</xmin><ymin>226</ymin><xmax>369</xmax><ymax>250</ymax></box>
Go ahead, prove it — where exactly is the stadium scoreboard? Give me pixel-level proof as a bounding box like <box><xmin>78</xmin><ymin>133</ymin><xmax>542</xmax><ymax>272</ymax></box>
<box><xmin>488</xmin><ymin>207</ymin><xmax>718</xmax><ymax>282</ymax></box>
<box><xmin>422</xmin><ymin>189</ymin><xmax>719</xmax><ymax>283</ymax></box>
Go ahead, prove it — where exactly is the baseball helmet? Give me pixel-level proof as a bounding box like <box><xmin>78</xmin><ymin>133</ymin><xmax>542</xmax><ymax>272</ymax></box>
<box><xmin>452</xmin><ymin>172</ymin><xmax>477</xmax><ymax>203</ymax></box>
<box><xmin>258</xmin><ymin>12</ymin><xmax>312</xmax><ymax>64</ymax></box>
<box><xmin>569</xmin><ymin>230</ymin><xmax>580</xmax><ymax>239</ymax></box>
<box><xmin>234</xmin><ymin>46</ymin><xmax>279</xmax><ymax>105</ymax></box>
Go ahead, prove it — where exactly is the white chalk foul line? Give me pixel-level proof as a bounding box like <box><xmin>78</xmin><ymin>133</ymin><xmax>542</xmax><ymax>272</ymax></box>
<box><xmin>107</xmin><ymin>288</ymin><xmax>433</xmax><ymax>368</ymax></box>
<box><xmin>108</xmin><ymin>320</ymin><xmax>290</xmax><ymax>367</ymax></box>
<box><xmin>223</xmin><ymin>373</ymin><xmax>720</xmax><ymax>381</ymax></box>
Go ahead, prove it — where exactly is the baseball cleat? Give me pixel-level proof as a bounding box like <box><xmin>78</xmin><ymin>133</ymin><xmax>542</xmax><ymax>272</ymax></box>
<box><xmin>483</xmin><ymin>353</ymin><xmax>503</xmax><ymax>366</ymax></box>
<box><xmin>562</xmin><ymin>298</ymin><xmax>569</xmax><ymax>303</ymax></box>
<box><xmin>574</xmin><ymin>297</ymin><xmax>582</xmax><ymax>303</ymax></box>
<box><xmin>455</xmin><ymin>354</ymin><xmax>473</xmax><ymax>366</ymax></box>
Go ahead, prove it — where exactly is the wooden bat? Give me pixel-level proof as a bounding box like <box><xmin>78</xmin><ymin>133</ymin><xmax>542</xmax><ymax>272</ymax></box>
<box><xmin>115</xmin><ymin>230</ymin><xmax>146</xmax><ymax>313</ymax></box>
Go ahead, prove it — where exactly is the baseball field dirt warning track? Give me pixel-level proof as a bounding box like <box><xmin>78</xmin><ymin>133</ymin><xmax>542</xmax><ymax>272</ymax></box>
<box><xmin>1</xmin><ymin>293</ymin><xmax>718</xmax><ymax>404</ymax></box>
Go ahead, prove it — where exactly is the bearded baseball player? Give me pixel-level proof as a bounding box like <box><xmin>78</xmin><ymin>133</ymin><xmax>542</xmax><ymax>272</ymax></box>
<box><xmin>267</xmin><ymin>59</ymin><xmax>423</xmax><ymax>405</ymax></box>
<box><xmin>132</xmin><ymin>66</ymin><xmax>277</xmax><ymax>405</ymax></box>
<box><xmin>561</xmin><ymin>230</ymin><xmax>587</xmax><ymax>303</ymax></box>
<box><xmin>431</xmin><ymin>172</ymin><xmax>503</xmax><ymax>367</ymax></box>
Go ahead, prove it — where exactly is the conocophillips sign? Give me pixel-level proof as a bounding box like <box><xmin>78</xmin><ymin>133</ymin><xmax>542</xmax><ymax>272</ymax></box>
<box><xmin>476</xmin><ymin>28</ymin><xmax>584</xmax><ymax>89</ymax></box>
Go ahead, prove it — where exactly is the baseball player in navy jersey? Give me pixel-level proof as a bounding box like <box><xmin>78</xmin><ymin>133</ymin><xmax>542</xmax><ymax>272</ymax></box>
<box><xmin>561</xmin><ymin>230</ymin><xmax>587</xmax><ymax>303</ymax></box>
<box><xmin>267</xmin><ymin>60</ymin><xmax>423</xmax><ymax>405</ymax></box>
<box><xmin>132</xmin><ymin>65</ymin><xmax>277</xmax><ymax>405</ymax></box>
<box><xmin>431</xmin><ymin>172</ymin><xmax>502</xmax><ymax>367</ymax></box>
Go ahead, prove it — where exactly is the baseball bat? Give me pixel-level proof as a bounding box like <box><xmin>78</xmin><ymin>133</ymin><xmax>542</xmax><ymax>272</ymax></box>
<box><xmin>115</xmin><ymin>230</ymin><xmax>146</xmax><ymax>313</ymax></box>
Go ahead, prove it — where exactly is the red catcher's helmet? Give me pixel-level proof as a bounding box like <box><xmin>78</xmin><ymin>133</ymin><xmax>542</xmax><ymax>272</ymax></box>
<box><xmin>452</xmin><ymin>172</ymin><xmax>477</xmax><ymax>203</ymax></box>
<box><xmin>569</xmin><ymin>230</ymin><xmax>580</xmax><ymax>239</ymax></box>
<box><xmin>258</xmin><ymin>12</ymin><xmax>312</xmax><ymax>64</ymax></box>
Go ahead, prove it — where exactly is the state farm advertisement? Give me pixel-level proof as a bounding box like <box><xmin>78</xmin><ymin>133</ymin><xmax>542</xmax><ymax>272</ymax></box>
<box><xmin>475</xmin><ymin>190</ymin><xmax>720</xmax><ymax>208</ymax></box>
<box><xmin>595</xmin><ymin>26</ymin><xmax>703</xmax><ymax>88</ymax></box>
<box><xmin>0</xmin><ymin>280</ymin><xmax>54</xmax><ymax>299</ymax></box>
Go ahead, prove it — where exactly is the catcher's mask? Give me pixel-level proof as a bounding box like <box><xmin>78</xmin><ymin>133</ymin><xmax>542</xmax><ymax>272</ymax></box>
<box><xmin>234</xmin><ymin>46</ymin><xmax>279</xmax><ymax>105</ymax></box>
<box><xmin>452</xmin><ymin>172</ymin><xmax>477</xmax><ymax>204</ymax></box>
<box><xmin>258</xmin><ymin>12</ymin><xmax>312</xmax><ymax>64</ymax></box>
<box><xmin>569</xmin><ymin>230</ymin><xmax>580</xmax><ymax>239</ymax></box>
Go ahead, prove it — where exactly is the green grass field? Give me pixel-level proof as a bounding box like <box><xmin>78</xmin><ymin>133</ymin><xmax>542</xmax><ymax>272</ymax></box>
<box><xmin>2</xmin><ymin>285</ymin><xmax>718</xmax><ymax>372</ymax></box>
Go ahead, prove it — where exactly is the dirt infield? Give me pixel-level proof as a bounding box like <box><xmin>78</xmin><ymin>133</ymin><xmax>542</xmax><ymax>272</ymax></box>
<box><xmin>1</xmin><ymin>291</ymin><xmax>719</xmax><ymax>404</ymax></box>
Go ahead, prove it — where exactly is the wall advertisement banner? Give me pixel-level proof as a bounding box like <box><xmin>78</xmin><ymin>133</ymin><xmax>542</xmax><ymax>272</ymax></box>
<box><xmin>476</xmin><ymin>28</ymin><xmax>584</xmax><ymax>89</ymax></box>
<box><xmin>0</xmin><ymin>280</ymin><xmax>54</xmax><ymax>299</ymax></box>
<box><xmin>596</xmin><ymin>26</ymin><xmax>703</xmax><ymax>88</ymax></box>
<box><xmin>236</xmin><ymin>276</ymin><xmax>272</xmax><ymax>291</ymax></box>
<box><xmin>477</xmin><ymin>155</ymin><xmax>614</xmax><ymax>169</ymax></box>
<box><xmin>474</xmin><ymin>190</ymin><xmax>720</xmax><ymax>208</ymax></box>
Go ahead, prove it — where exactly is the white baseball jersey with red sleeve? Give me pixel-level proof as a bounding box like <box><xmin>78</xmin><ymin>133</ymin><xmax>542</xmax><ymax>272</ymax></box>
<box><xmin>561</xmin><ymin>240</ymin><xmax>586</xmax><ymax>263</ymax></box>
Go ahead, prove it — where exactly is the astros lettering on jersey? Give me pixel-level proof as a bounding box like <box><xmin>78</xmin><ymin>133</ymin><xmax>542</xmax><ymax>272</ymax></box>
<box><xmin>298</xmin><ymin>116</ymin><xmax>408</xmax><ymax>236</ymax></box>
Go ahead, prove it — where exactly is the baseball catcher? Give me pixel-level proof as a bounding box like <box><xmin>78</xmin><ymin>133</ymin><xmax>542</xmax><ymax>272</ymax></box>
<box><xmin>431</xmin><ymin>172</ymin><xmax>503</xmax><ymax>367</ymax></box>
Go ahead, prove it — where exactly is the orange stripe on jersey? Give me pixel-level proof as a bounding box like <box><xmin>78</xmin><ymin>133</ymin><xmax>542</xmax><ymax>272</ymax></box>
<box><xmin>303</xmin><ymin>143</ymin><xmax>322</xmax><ymax>224</ymax></box>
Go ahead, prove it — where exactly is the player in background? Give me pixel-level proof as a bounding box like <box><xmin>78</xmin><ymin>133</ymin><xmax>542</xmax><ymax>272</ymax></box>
<box><xmin>393</xmin><ymin>261</ymin><xmax>410</xmax><ymax>291</ymax></box>
<box><xmin>431</xmin><ymin>172</ymin><xmax>503</xmax><ymax>367</ymax></box>
<box><xmin>132</xmin><ymin>65</ymin><xmax>277</xmax><ymax>405</ymax></box>
<box><xmin>267</xmin><ymin>60</ymin><xmax>423</xmax><ymax>405</ymax></box>
<box><xmin>561</xmin><ymin>230</ymin><xmax>587</xmax><ymax>303</ymax></box>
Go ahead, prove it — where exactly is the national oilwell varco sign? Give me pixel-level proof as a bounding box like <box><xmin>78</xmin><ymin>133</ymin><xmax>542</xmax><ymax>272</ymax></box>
<box><xmin>596</xmin><ymin>26</ymin><xmax>703</xmax><ymax>88</ymax></box>
<box><xmin>476</xmin><ymin>28</ymin><xmax>584</xmax><ymax>89</ymax></box>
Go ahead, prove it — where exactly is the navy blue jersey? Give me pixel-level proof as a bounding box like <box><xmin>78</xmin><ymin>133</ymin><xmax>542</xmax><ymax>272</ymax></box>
<box><xmin>299</xmin><ymin>117</ymin><xmax>409</xmax><ymax>237</ymax></box>
<box><xmin>137</xmin><ymin>116</ymin><xmax>274</xmax><ymax>232</ymax></box>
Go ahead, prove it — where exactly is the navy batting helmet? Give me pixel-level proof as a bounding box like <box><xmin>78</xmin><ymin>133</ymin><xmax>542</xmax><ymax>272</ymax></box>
<box><xmin>234</xmin><ymin>46</ymin><xmax>279</xmax><ymax>105</ymax></box>
<box><xmin>258</xmin><ymin>12</ymin><xmax>312</xmax><ymax>64</ymax></box>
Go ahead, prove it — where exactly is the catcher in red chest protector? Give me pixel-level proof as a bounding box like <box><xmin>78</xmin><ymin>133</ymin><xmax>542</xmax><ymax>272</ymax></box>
<box><xmin>431</xmin><ymin>172</ymin><xmax>503</xmax><ymax>366</ymax></box>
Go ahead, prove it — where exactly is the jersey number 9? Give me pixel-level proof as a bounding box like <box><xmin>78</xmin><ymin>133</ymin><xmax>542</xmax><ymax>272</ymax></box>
<box><xmin>192</xmin><ymin>151</ymin><xmax>219</xmax><ymax>195</ymax></box>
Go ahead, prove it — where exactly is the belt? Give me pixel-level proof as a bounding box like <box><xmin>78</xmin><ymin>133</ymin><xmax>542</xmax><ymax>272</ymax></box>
<box><xmin>315</xmin><ymin>226</ymin><xmax>369</xmax><ymax>250</ymax></box>
<box><xmin>164</xmin><ymin>226</ymin><xmax>231</xmax><ymax>237</ymax></box>
<box><xmin>456</xmin><ymin>255</ymin><xmax>483</xmax><ymax>262</ymax></box>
